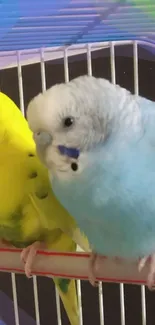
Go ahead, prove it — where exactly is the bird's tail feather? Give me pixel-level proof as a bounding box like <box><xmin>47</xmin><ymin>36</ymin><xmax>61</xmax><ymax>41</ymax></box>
<box><xmin>54</xmin><ymin>278</ymin><xmax>79</xmax><ymax>325</ymax></box>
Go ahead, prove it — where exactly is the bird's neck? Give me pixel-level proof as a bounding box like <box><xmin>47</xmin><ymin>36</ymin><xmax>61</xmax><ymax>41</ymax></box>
<box><xmin>105</xmin><ymin>88</ymin><xmax>142</xmax><ymax>137</ymax></box>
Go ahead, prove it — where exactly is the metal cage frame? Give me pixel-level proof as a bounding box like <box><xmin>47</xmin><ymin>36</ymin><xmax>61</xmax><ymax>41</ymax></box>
<box><xmin>0</xmin><ymin>39</ymin><xmax>154</xmax><ymax>325</ymax></box>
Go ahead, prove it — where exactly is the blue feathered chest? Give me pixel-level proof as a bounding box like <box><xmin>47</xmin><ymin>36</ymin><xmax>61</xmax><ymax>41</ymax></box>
<box><xmin>52</xmin><ymin>106</ymin><xmax>155</xmax><ymax>258</ymax></box>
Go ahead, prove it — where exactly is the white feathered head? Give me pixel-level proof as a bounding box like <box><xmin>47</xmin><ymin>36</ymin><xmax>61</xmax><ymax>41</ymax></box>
<box><xmin>27</xmin><ymin>75</ymin><xmax>130</xmax><ymax>180</ymax></box>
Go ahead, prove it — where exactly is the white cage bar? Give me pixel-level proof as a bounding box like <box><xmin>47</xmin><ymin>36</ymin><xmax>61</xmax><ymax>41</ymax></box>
<box><xmin>132</xmin><ymin>41</ymin><xmax>147</xmax><ymax>325</ymax></box>
<box><xmin>16</xmin><ymin>55</ymin><xmax>41</xmax><ymax>325</ymax></box>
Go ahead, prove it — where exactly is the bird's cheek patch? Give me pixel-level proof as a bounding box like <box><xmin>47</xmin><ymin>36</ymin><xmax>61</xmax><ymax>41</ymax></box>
<box><xmin>58</xmin><ymin>145</ymin><xmax>80</xmax><ymax>172</ymax></box>
<box><xmin>58</xmin><ymin>145</ymin><xmax>80</xmax><ymax>159</ymax></box>
<box><xmin>71</xmin><ymin>162</ymin><xmax>78</xmax><ymax>172</ymax></box>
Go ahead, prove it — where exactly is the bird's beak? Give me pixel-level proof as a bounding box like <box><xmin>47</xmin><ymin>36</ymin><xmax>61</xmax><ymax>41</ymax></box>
<box><xmin>32</xmin><ymin>131</ymin><xmax>53</xmax><ymax>167</ymax></box>
<box><xmin>35</xmin><ymin>142</ymin><xmax>47</xmax><ymax>166</ymax></box>
<box><xmin>33</xmin><ymin>131</ymin><xmax>52</xmax><ymax>147</ymax></box>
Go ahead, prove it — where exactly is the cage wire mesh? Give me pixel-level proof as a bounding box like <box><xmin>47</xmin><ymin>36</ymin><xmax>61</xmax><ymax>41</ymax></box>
<box><xmin>0</xmin><ymin>40</ymin><xmax>155</xmax><ymax>325</ymax></box>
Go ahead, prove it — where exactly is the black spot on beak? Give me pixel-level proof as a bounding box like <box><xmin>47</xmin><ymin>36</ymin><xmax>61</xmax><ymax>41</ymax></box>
<box><xmin>29</xmin><ymin>172</ymin><xmax>38</xmax><ymax>179</ymax></box>
<box><xmin>36</xmin><ymin>190</ymin><xmax>48</xmax><ymax>200</ymax></box>
<box><xmin>71</xmin><ymin>162</ymin><xmax>78</xmax><ymax>171</ymax></box>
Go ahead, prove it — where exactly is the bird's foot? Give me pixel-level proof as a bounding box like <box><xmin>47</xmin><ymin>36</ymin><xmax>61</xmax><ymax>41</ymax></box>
<box><xmin>21</xmin><ymin>241</ymin><xmax>45</xmax><ymax>278</ymax></box>
<box><xmin>139</xmin><ymin>254</ymin><xmax>155</xmax><ymax>290</ymax></box>
<box><xmin>88</xmin><ymin>252</ymin><xmax>104</xmax><ymax>287</ymax></box>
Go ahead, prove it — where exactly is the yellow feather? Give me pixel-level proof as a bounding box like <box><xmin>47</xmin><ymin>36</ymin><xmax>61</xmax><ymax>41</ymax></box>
<box><xmin>0</xmin><ymin>91</ymin><xmax>90</xmax><ymax>325</ymax></box>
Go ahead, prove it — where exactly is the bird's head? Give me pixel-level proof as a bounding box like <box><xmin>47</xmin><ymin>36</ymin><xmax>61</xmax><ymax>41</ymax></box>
<box><xmin>27</xmin><ymin>75</ymin><xmax>118</xmax><ymax>181</ymax></box>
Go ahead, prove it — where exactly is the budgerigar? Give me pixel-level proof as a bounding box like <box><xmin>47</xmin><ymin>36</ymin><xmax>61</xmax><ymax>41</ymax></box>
<box><xmin>27</xmin><ymin>75</ymin><xmax>155</xmax><ymax>289</ymax></box>
<box><xmin>0</xmin><ymin>91</ymin><xmax>90</xmax><ymax>325</ymax></box>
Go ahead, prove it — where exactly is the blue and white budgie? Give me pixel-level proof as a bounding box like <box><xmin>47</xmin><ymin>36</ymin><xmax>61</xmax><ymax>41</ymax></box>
<box><xmin>27</xmin><ymin>75</ymin><xmax>155</xmax><ymax>289</ymax></box>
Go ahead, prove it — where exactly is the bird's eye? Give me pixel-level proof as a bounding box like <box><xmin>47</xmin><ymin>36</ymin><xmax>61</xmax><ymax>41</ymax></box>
<box><xmin>63</xmin><ymin>117</ymin><xmax>74</xmax><ymax>128</ymax></box>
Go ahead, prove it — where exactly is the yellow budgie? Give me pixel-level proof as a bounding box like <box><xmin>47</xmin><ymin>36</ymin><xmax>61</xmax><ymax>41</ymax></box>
<box><xmin>0</xmin><ymin>91</ymin><xmax>90</xmax><ymax>325</ymax></box>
